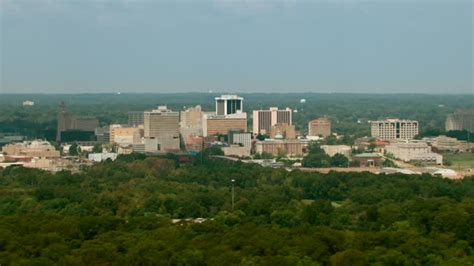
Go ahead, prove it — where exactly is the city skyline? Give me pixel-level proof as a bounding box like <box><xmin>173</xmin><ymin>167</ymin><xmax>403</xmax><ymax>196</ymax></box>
<box><xmin>1</xmin><ymin>1</ymin><xmax>472</xmax><ymax>94</ymax></box>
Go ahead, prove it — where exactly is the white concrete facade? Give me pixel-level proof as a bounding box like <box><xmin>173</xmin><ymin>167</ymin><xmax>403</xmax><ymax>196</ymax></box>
<box><xmin>371</xmin><ymin>119</ymin><xmax>419</xmax><ymax>140</ymax></box>
<box><xmin>385</xmin><ymin>141</ymin><xmax>442</xmax><ymax>165</ymax></box>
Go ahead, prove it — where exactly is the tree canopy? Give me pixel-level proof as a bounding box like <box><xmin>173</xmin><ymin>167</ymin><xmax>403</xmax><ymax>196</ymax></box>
<box><xmin>0</xmin><ymin>156</ymin><xmax>473</xmax><ymax>264</ymax></box>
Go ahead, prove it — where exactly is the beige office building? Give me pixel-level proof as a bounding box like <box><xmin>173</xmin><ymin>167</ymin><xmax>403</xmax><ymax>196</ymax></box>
<box><xmin>253</xmin><ymin>107</ymin><xmax>292</xmax><ymax>135</ymax></box>
<box><xmin>180</xmin><ymin>105</ymin><xmax>212</xmax><ymax>145</ymax></box>
<box><xmin>202</xmin><ymin>113</ymin><xmax>247</xmax><ymax>137</ymax></box>
<box><xmin>109</xmin><ymin>125</ymin><xmax>144</xmax><ymax>146</ymax></box>
<box><xmin>371</xmin><ymin>119</ymin><xmax>419</xmax><ymax>140</ymax></box>
<box><xmin>308</xmin><ymin>118</ymin><xmax>331</xmax><ymax>137</ymax></box>
<box><xmin>144</xmin><ymin>106</ymin><xmax>180</xmax><ymax>151</ymax></box>
<box><xmin>180</xmin><ymin>105</ymin><xmax>204</xmax><ymax>129</ymax></box>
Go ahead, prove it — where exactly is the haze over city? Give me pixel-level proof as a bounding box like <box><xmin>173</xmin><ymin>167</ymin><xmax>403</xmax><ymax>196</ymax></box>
<box><xmin>1</xmin><ymin>0</ymin><xmax>472</xmax><ymax>94</ymax></box>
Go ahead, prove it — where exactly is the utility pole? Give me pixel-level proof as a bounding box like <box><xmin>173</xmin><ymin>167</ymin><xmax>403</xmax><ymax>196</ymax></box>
<box><xmin>231</xmin><ymin>179</ymin><xmax>235</xmax><ymax>211</ymax></box>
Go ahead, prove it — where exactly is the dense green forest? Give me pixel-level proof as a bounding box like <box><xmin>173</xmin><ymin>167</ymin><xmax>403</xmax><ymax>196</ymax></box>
<box><xmin>1</xmin><ymin>156</ymin><xmax>473</xmax><ymax>265</ymax></box>
<box><xmin>1</xmin><ymin>93</ymin><xmax>473</xmax><ymax>139</ymax></box>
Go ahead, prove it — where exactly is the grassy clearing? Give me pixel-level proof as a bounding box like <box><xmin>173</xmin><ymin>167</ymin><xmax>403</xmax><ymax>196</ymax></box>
<box><xmin>443</xmin><ymin>152</ymin><xmax>474</xmax><ymax>169</ymax></box>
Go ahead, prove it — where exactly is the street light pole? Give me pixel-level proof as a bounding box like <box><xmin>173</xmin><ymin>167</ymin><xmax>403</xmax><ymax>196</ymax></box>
<box><xmin>231</xmin><ymin>179</ymin><xmax>235</xmax><ymax>211</ymax></box>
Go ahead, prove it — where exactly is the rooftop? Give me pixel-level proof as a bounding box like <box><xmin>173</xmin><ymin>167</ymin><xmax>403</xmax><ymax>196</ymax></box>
<box><xmin>215</xmin><ymin>95</ymin><xmax>243</xmax><ymax>100</ymax></box>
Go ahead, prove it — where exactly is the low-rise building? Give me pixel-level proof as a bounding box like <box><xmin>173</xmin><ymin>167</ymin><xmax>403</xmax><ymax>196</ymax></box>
<box><xmin>270</xmin><ymin>123</ymin><xmax>296</xmax><ymax>139</ymax></box>
<box><xmin>321</xmin><ymin>145</ymin><xmax>352</xmax><ymax>158</ymax></box>
<box><xmin>255</xmin><ymin>139</ymin><xmax>307</xmax><ymax>157</ymax></box>
<box><xmin>0</xmin><ymin>135</ymin><xmax>25</xmax><ymax>147</ymax></box>
<box><xmin>385</xmin><ymin>141</ymin><xmax>442</xmax><ymax>165</ymax></box>
<box><xmin>23</xmin><ymin>158</ymin><xmax>74</xmax><ymax>172</ymax></box>
<box><xmin>88</xmin><ymin>153</ymin><xmax>118</xmax><ymax>162</ymax></box>
<box><xmin>228</xmin><ymin>130</ymin><xmax>252</xmax><ymax>150</ymax></box>
<box><xmin>222</xmin><ymin>145</ymin><xmax>251</xmax><ymax>158</ymax></box>
<box><xmin>423</xmin><ymin>135</ymin><xmax>473</xmax><ymax>152</ymax></box>
<box><xmin>22</xmin><ymin>100</ymin><xmax>34</xmax><ymax>106</ymax></box>
<box><xmin>132</xmin><ymin>143</ymin><xmax>145</xmax><ymax>153</ymax></box>
<box><xmin>2</xmin><ymin>141</ymin><xmax>60</xmax><ymax>158</ymax></box>
<box><xmin>185</xmin><ymin>135</ymin><xmax>204</xmax><ymax>152</ymax></box>
<box><xmin>352</xmin><ymin>153</ymin><xmax>384</xmax><ymax>167</ymax></box>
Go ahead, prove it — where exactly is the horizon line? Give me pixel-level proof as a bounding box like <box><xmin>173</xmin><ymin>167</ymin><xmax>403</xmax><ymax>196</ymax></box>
<box><xmin>1</xmin><ymin>91</ymin><xmax>473</xmax><ymax>96</ymax></box>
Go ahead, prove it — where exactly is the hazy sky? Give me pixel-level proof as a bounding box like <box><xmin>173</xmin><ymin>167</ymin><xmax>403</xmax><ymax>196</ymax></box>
<box><xmin>0</xmin><ymin>0</ymin><xmax>472</xmax><ymax>94</ymax></box>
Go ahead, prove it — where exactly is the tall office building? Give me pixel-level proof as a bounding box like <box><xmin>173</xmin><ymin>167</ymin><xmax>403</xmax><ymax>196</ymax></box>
<box><xmin>371</xmin><ymin>119</ymin><xmax>419</xmax><ymax>140</ymax></box>
<box><xmin>253</xmin><ymin>107</ymin><xmax>292</xmax><ymax>135</ymax></box>
<box><xmin>57</xmin><ymin>102</ymin><xmax>72</xmax><ymax>141</ymax></box>
<box><xmin>144</xmin><ymin>106</ymin><xmax>180</xmax><ymax>151</ymax></box>
<box><xmin>180</xmin><ymin>105</ymin><xmax>204</xmax><ymax>130</ymax></box>
<box><xmin>180</xmin><ymin>105</ymin><xmax>211</xmax><ymax>148</ymax></box>
<box><xmin>128</xmin><ymin>111</ymin><xmax>144</xmax><ymax>126</ymax></box>
<box><xmin>202</xmin><ymin>113</ymin><xmax>247</xmax><ymax>137</ymax></box>
<box><xmin>446</xmin><ymin>109</ymin><xmax>474</xmax><ymax>133</ymax></box>
<box><xmin>215</xmin><ymin>95</ymin><xmax>244</xmax><ymax>115</ymax></box>
<box><xmin>57</xmin><ymin>102</ymin><xmax>99</xmax><ymax>141</ymax></box>
<box><xmin>308</xmin><ymin>118</ymin><xmax>331</xmax><ymax>137</ymax></box>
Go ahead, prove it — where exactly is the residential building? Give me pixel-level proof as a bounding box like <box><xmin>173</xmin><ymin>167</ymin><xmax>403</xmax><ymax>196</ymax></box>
<box><xmin>308</xmin><ymin>118</ymin><xmax>331</xmax><ymax>137</ymax></box>
<box><xmin>22</xmin><ymin>100</ymin><xmax>34</xmax><ymax>106</ymax></box>
<box><xmin>371</xmin><ymin>119</ymin><xmax>419</xmax><ymax>140</ymax></box>
<box><xmin>321</xmin><ymin>145</ymin><xmax>352</xmax><ymax>158</ymax></box>
<box><xmin>446</xmin><ymin>109</ymin><xmax>474</xmax><ymax>132</ymax></box>
<box><xmin>255</xmin><ymin>139</ymin><xmax>308</xmax><ymax>157</ymax></box>
<box><xmin>128</xmin><ymin>111</ymin><xmax>144</xmax><ymax>126</ymax></box>
<box><xmin>202</xmin><ymin>113</ymin><xmax>247</xmax><ymax>137</ymax></box>
<box><xmin>215</xmin><ymin>95</ymin><xmax>244</xmax><ymax>115</ymax></box>
<box><xmin>144</xmin><ymin>106</ymin><xmax>180</xmax><ymax>152</ymax></box>
<box><xmin>253</xmin><ymin>107</ymin><xmax>292</xmax><ymax>135</ymax></box>
<box><xmin>385</xmin><ymin>141</ymin><xmax>442</xmax><ymax>165</ymax></box>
